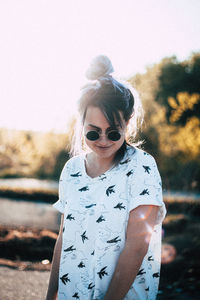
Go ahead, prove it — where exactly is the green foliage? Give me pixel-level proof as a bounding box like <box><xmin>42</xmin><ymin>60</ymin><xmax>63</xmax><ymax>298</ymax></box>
<box><xmin>129</xmin><ymin>52</ymin><xmax>200</xmax><ymax>191</ymax></box>
<box><xmin>155</xmin><ymin>53</ymin><xmax>200</xmax><ymax>125</ymax></box>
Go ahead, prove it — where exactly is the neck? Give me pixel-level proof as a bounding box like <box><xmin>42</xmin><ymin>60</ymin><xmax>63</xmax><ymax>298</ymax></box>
<box><xmin>91</xmin><ymin>152</ymin><xmax>115</xmax><ymax>168</ymax></box>
<box><xmin>85</xmin><ymin>152</ymin><xmax>115</xmax><ymax>178</ymax></box>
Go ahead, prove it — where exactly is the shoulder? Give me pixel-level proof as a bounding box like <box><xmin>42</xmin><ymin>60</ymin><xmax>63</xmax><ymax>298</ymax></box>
<box><xmin>126</xmin><ymin>145</ymin><xmax>157</xmax><ymax>166</ymax></box>
<box><xmin>60</xmin><ymin>154</ymin><xmax>83</xmax><ymax>177</ymax></box>
<box><xmin>126</xmin><ymin>146</ymin><xmax>161</xmax><ymax>180</ymax></box>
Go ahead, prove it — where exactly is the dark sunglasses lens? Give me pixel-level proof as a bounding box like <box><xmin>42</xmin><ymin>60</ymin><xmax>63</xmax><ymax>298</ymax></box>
<box><xmin>86</xmin><ymin>131</ymin><xmax>99</xmax><ymax>141</ymax></box>
<box><xmin>108</xmin><ymin>131</ymin><xmax>121</xmax><ymax>141</ymax></box>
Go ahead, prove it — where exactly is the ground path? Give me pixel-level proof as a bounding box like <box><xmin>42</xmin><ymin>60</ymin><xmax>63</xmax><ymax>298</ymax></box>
<box><xmin>0</xmin><ymin>266</ymin><xmax>50</xmax><ymax>300</ymax></box>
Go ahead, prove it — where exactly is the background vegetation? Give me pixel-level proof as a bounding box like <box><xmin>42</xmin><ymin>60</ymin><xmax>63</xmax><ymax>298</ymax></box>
<box><xmin>0</xmin><ymin>52</ymin><xmax>199</xmax><ymax>192</ymax></box>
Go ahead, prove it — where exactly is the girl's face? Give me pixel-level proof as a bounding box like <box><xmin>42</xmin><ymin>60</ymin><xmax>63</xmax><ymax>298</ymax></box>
<box><xmin>83</xmin><ymin>105</ymin><xmax>127</xmax><ymax>160</ymax></box>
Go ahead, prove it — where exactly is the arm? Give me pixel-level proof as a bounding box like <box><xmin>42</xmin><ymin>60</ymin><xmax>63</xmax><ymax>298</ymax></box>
<box><xmin>46</xmin><ymin>214</ymin><xmax>64</xmax><ymax>300</ymax></box>
<box><xmin>104</xmin><ymin>205</ymin><xmax>159</xmax><ymax>300</ymax></box>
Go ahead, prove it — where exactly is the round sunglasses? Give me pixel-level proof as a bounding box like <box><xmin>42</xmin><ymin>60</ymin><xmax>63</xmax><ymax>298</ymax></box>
<box><xmin>85</xmin><ymin>130</ymin><xmax>123</xmax><ymax>141</ymax></box>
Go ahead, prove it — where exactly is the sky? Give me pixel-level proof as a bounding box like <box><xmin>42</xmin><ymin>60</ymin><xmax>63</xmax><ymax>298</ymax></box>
<box><xmin>0</xmin><ymin>0</ymin><xmax>200</xmax><ymax>133</ymax></box>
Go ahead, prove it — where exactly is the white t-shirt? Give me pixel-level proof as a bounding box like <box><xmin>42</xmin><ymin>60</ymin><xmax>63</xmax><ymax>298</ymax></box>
<box><xmin>53</xmin><ymin>145</ymin><xmax>166</xmax><ymax>300</ymax></box>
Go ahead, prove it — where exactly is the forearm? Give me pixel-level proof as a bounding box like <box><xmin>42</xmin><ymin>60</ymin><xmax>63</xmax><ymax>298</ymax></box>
<box><xmin>104</xmin><ymin>245</ymin><xmax>147</xmax><ymax>300</ymax></box>
<box><xmin>46</xmin><ymin>234</ymin><xmax>62</xmax><ymax>300</ymax></box>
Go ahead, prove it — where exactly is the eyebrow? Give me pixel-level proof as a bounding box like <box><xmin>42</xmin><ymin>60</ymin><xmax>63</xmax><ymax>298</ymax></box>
<box><xmin>88</xmin><ymin>124</ymin><xmax>101</xmax><ymax>130</ymax></box>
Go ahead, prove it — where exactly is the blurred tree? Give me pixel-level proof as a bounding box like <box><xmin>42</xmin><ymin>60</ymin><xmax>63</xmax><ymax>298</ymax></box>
<box><xmin>155</xmin><ymin>53</ymin><xmax>200</xmax><ymax>125</ymax></box>
<box><xmin>129</xmin><ymin>52</ymin><xmax>200</xmax><ymax>191</ymax></box>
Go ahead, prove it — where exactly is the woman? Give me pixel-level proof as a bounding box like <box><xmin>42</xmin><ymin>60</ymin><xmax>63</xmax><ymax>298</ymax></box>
<box><xmin>46</xmin><ymin>55</ymin><xmax>166</xmax><ymax>300</ymax></box>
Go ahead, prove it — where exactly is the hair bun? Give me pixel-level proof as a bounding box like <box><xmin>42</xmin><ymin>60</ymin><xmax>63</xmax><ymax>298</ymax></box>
<box><xmin>85</xmin><ymin>55</ymin><xmax>114</xmax><ymax>80</ymax></box>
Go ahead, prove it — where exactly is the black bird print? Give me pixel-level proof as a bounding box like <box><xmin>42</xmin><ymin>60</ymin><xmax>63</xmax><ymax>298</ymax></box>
<box><xmin>96</xmin><ymin>215</ymin><xmax>105</xmax><ymax>223</ymax></box>
<box><xmin>140</xmin><ymin>189</ymin><xmax>149</xmax><ymax>195</ymax></box>
<box><xmin>64</xmin><ymin>245</ymin><xmax>76</xmax><ymax>252</ymax></box>
<box><xmin>120</xmin><ymin>158</ymin><xmax>131</xmax><ymax>165</ymax></box>
<box><xmin>88</xmin><ymin>282</ymin><xmax>95</xmax><ymax>289</ymax></box>
<box><xmin>60</xmin><ymin>273</ymin><xmax>70</xmax><ymax>284</ymax></box>
<box><xmin>81</xmin><ymin>231</ymin><xmax>88</xmax><ymax>243</ymax></box>
<box><xmin>153</xmin><ymin>272</ymin><xmax>160</xmax><ymax>278</ymax></box>
<box><xmin>145</xmin><ymin>287</ymin><xmax>149</xmax><ymax>291</ymax></box>
<box><xmin>70</xmin><ymin>172</ymin><xmax>82</xmax><ymax>177</ymax></box>
<box><xmin>114</xmin><ymin>203</ymin><xmax>126</xmax><ymax>210</ymax></box>
<box><xmin>97</xmin><ymin>266</ymin><xmax>108</xmax><ymax>279</ymax></box>
<box><xmin>72</xmin><ymin>292</ymin><xmax>80</xmax><ymax>299</ymax></box>
<box><xmin>148</xmin><ymin>256</ymin><xmax>154</xmax><ymax>261</ymax></box>
<box><xmin>63</xmin><ymin>226</ymin><xmax>65</xmax><ymax>233</ymax></box>
<box><xmin>91</xmin><ymin>250</ymin><xmax>95</xmax><ymax>255</ymax></box>
<box><xmin>143</xmin><ymin>165</ymin><xmax>151</xmax><ymax>174</ymax></box>
<box><xmin>100</xmin><ymin>176</ymin><xmax>107</xmax><ymax>181</ymax></box>
<box><xmin>126</xmin><ymin>170</ymin><xmax>133</xmax><ymax>177</ymax></box>
<box><xmin>107</xmin><ymin>236</ymin><xmax>121</xmax><ymax>243</ymax></box>
<box><xmin>106</xmin><ymin>185</ymin><xmax>115</xmax><ymax>196</ymax></box>
<box><xmin>144</xmin><ymin>152</ymin><xmax>149</xmax><ymax>156</ymax></box>
<box><xmin>79</xmin><ymin>186</ymin><xmax>89</xmax><ymax>192</ymax></box>
<box><xmin>85</xmin><ymin>203</ymin><xmax>96</xmax><ymax>208</ymax></box>
<box><xmin>78</xmin><ymin>261</ymin><xmax>85</xmax><ymax>268</ymax></box>
<box><xmin>137</xmin><ymin>269</ymin><xmax>146</xmax><ymax>276</ymax></box>
<box><xmin>66</xmin><ymin>214</ymin><xmax>75</xmax><ymax>221</ymax></box>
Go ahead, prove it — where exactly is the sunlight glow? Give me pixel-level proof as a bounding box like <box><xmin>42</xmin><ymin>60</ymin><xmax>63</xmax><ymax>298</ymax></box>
<box><xmin>139</xmin><ymin>213</ymin><xmax>146</xmax><ymax>220</ymax></box>
<box><xmin>0</xmin><ymin>0</ymin><xmax>200</xmax><ymax>132</ymax></box>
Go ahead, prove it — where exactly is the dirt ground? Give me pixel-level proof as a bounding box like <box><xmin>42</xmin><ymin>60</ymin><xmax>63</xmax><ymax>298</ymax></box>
<box><xmin>0</xmin><ymin>265</ymin><xmax>199</xmax><ymax>300</ymax></box>
<box><xmin>0</xmin><ymin>266</ymin><xmax>50</xmax><ymax>300</ymax></box>
<box><xmin>1</xmin><ymin>205</ymin><xmax>200</xmax><ymax>300</ymax></box>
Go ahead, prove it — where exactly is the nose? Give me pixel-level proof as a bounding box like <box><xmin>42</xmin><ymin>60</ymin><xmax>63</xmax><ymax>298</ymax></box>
<box><xmin>98</xmin><ymin>134</ymin><xmax>109</xmax><ymax>145</ymax></box>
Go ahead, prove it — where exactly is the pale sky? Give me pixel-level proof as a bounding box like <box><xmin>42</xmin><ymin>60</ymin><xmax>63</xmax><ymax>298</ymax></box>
<box><xmin>0</xmin><ymin>0</ymin><xmax>200</xmax><ymax>133</ymax></box>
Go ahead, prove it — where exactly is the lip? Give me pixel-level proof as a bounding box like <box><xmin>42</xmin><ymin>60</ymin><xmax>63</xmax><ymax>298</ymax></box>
<box><xmin>96</xmin><ymin>145</ymin><xmax>112</xmax><ymax>150</ymax></box>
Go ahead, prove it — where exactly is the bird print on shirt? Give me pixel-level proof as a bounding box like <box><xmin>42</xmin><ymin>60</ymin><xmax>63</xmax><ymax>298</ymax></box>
<box><xmin>64</xmin><ymin>245</ymin><xmax>76</xmax><ymax>252</ymax></box>
<box><xmin>107</xmin><ymin>236</ymin><xmax>121</xmax><ymax>243</ymax></box>
<box><xmin>81</xmin><ymin>231</ymin><xmax>89</xmax><ymax>243</ymax></box>
<box><xmin>96</xmin><ymin>215</ymin><xmax>105</xmax><ymax>223</ymax></box>
<box><xmin>137</xmin><ymin>269</ymin><xmax>146</xmax><ymax>276</ymax></box>
<box><xmin>100</xmin><ymin>176</ymin><xmax>107</xmax><ymax>181</ymax></box>
<box><xmin>60</xmin><ymin>273</ymin><xmax>70</xmax><ymax>284</ymax></box>
<box><xmin>114</xmin><ymin>203</ymin><xmax>126</xmax><ymax>210</ymax></box>
<box><xmin>143</xmin><ymin>165</ymin><xmax>151</xmax><ymax>174</ymax></box>
<box><xmin>148</xmin><ymin>256</ymin><xmax>154</xmax><ymax>261</ymax></box>
<box><xmin>72</xmin><ymin>292</ymin><xmax>80</xmax><ymax>299</ymax></box>
<box><xmin>97</xmin><ymin>266</ymin><xmax>108</xmax><ymax>279</ymax></box>
<box><xmin>88</xmin><ymin>283</ymin><xmax>95</xmax><ymax>289</ymax></box>
<box><xmin>79</xmin><ymin>186</ymin><xmax>89</xmax><ymax>192</ymax></box>
<box><xmin>126</xmin><ymin>170</ymin><xmax>133</xmax><ymax>177</ymax></box>
<box><xmin>140</xmin><ymin>189</ymin><xmax>149</xmax><ymax>195</ymax></box>
<box><xmin>144</xmin><ymin>152</ymin><xmax>149</xmax><ymax>156</ymax></box>
<box><xmin>66</xmin><ymin>214</ymin><xmax>75</xmax><ymax>221</ymax></box>
<box><xmin>78</xmin><ymin>261</ymin><xmax>85</xmax><ymax>268</ymax></box>
<box><xmin>85</xmin><ymin>203</ymin><xmax>96</xmax><ymax>208</ymax></box>
<box><xmin>71</xmin><ymin>172</ymin><xmax>82</xmax><ymax>177</ymax></box>
<box><xmin>153</xmin><ymin>272</ymin><xmax>160</xmax><ymax>278</ymax></box>
<box><xmin>120</xmin><ymin>158</ymin><xmax>131</xmax><ymax>165</ymax></box>
<box><xmin>106</xmin><ymin>185</ymin><xmax>115</xmax><ymax>196</ymax></box>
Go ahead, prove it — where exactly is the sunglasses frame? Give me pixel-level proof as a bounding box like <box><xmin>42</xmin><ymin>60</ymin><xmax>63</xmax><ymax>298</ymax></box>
<box><xmin>85</xmin><ymin>130</ymin><xmax>124</xmax><ymax>142</ymax></box>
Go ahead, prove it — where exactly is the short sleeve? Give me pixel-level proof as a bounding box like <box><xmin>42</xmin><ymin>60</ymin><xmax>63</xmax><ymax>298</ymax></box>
<box><xmin>52</xmin><ymin>160</ymin><xmax>70</xmax><ymax>214</ymax></box>
<box><xmin>128</xmin><ymin>154</ymin><xmax>166</xmax><ymax>225</ymax></box>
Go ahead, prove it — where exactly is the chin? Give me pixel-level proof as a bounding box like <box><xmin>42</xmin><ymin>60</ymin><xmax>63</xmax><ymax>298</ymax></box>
<box><xmin>94</xmin><ymin>145</ymin><xmax>117</xmax><ymax>157</ymax></box>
